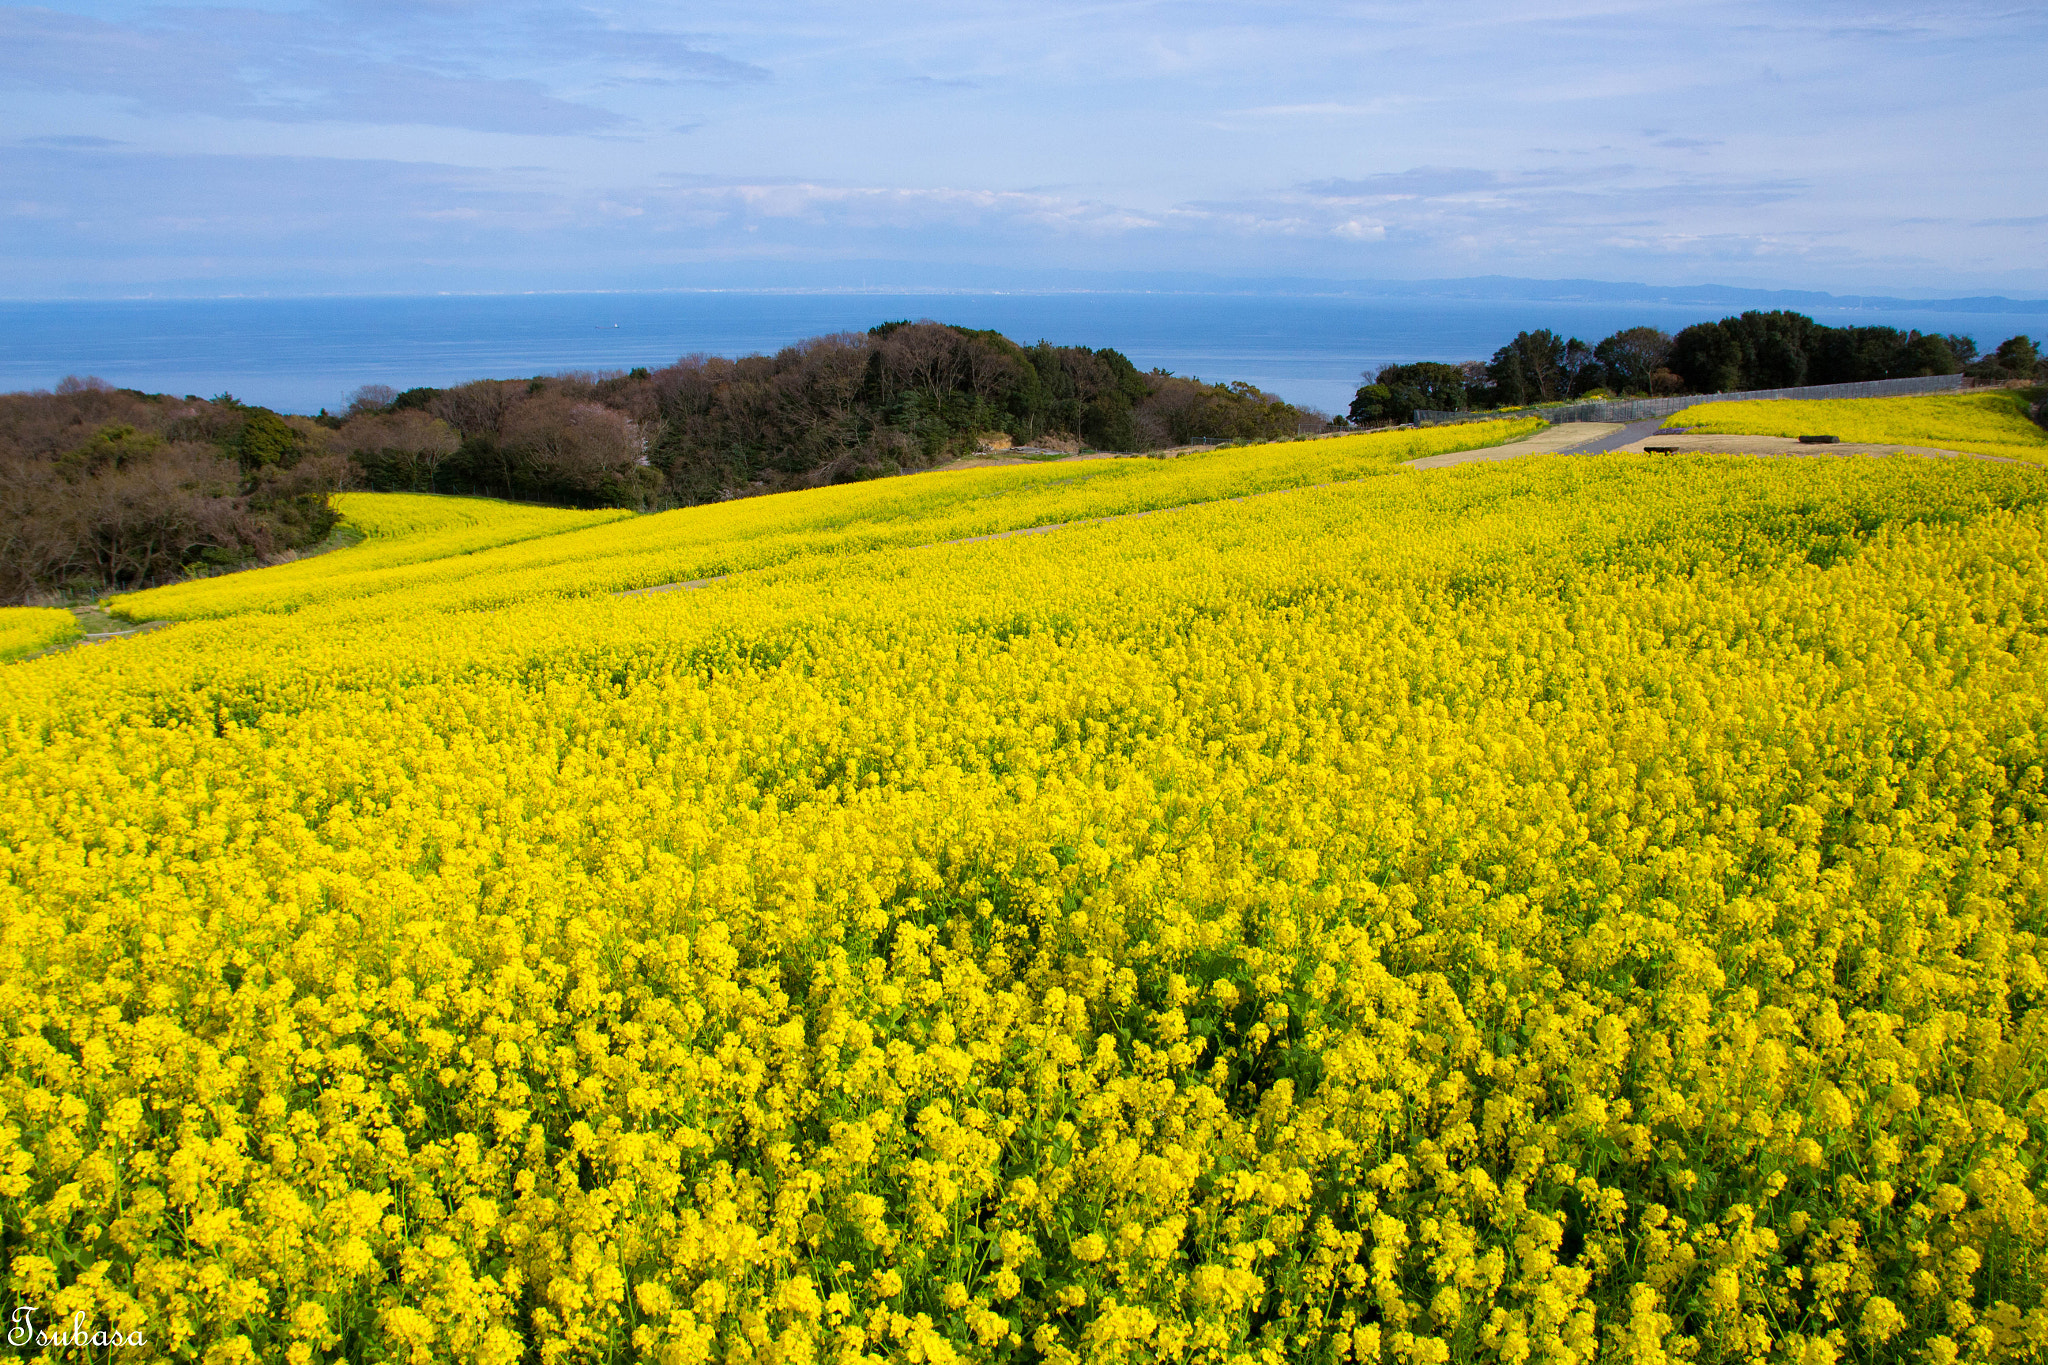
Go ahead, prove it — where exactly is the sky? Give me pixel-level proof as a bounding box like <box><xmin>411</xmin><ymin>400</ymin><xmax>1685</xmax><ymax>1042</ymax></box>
<box><xmin>2</xmin><ymin>0</ymin><xmax>2044</xmax><ymax>299</ymax></box>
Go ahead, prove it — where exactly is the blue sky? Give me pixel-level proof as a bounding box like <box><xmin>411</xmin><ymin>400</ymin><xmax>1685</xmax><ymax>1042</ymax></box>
<box><xmin>3</xmin><ymin>0</ymin><xmax>2043</xmax><ymax>298</ymax></box>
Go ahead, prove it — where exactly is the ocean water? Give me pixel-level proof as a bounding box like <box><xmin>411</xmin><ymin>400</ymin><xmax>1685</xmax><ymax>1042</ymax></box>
<box><xmin>4</xmin><ymin>292</ymin><xmax>2045</xmax><ymax>418</ymax></box>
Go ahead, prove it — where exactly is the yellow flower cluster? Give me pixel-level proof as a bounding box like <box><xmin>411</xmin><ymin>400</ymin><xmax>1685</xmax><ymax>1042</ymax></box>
<box><xmin>0</xmin><ymin>606</ymin><xmax>80</xmax><ymax>662</ymax></box>
<box><xmin>108</xmin><ymin>420</ymin><xmax>1539</xmax><ymax>624</ymax></box>
<box><xmin>327</xmin><ymin>491</ymin><xmax>634</xmax><ymax>545</ymax></box>
<box><xmin>5</xmin><ymin>441</ymin><xmax>2048</xmax><ymax>1364</ymax></box>
<box><xmin>114</xmin><ymin>494</ymin><xmax>632</xmax><ymax>623</ymax></box>
<box><xmin>1665</xmin><ymin>390</ymin><xmax>2048</xmax><ymax>463</ymax></box>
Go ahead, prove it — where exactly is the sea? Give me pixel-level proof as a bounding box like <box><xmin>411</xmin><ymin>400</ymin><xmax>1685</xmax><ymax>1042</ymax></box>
<box><xmin>5</xmin><ymin>292</ymin><xmax>2046</xmax><ymax>418</ymax></box>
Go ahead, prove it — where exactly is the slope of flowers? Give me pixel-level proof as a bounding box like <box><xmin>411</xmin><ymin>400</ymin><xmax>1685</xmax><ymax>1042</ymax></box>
<box><xmin>327</xmin><ymin>493</ymin><xmax>632</xmax><ymax>544</ymax></box>
<box><xmin>1665</xmin><ymin>390</ymin><xmax>2048</xmax><ymax>462</ymax></box>
<box><xmin>105</xmin><ymin>420</ymin><xmax>1539</xmax><ymax>624</ymax></box>
<box><xmin>113</xmin><ymin>494</ymin><xmax>634</xmax><ymax>622</ymax></box>
<box><xmin>0</xmin><ymin>606</ymin><xmax>80</xmax><ymax>662</ymax></box>
<box><xmin>4</xmin><ymin>452</ymin><xmax>2048</xmax><ymax>1364</ymax></box>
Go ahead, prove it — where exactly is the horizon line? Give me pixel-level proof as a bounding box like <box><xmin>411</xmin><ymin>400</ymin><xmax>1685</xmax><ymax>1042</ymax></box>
<box><xmin>3</xmin><ymin>277</ymin><xmax>2047</xmax><ymax>309</ymax></box>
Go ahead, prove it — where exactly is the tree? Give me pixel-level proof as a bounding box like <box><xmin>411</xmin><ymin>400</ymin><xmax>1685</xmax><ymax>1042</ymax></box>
<box><xmin>232</xmin><ymin>408</ymin><xmax>306</xmax><ymax>471</ymax></box>
<box><xmin>1808</xmin><ymin>324</ymin><xmax>1911</xmax><ymax>385</ymax></box>
<box><xmin>1561</xmin><ymin>337</ymin><xmax>1597</xmax><ymax>396</ymax></box>
<box><xmin>1898</xmin><ymin>332</ymin><xmax>1961</xmax><ymax>377</ymax></box>
<box><xmin>1592</xmin><ymin>327</ymin><xmax>1673</xmax><ymax>395</ymax></box>
<box><xmin>500</xmin><ymin>394</ymin><xmax>656</xmax><ymax>506</ymax></box>
<box><xmin>1350</xmin><ymin>362</ymin><xmax>1468</xmax><ymax>424</ymax></box>
<box><xmin>1749</xmin><ymin>325</ymin><xmax>1809</xmax><ymax>389</ymax></box>
<box><xmin>346</xmin><ymin>384</ymin><xmax>398</xmax><ymax>416</ymax></box>
<box><xmin>0</xmin><ymin>389</ymin><xmax>347</xmax><ymax>601</ymax></box>
<box><xmin>1669</xmin><ymin>321</ymin><xmax>1744</xmax><ymax>394</ymax></box>
<box><xmin>1082</xmin><ymin>396</ymin><xmax>1140</xmax><ymax>451</ymax></box>
<box><xmin>1483</xmin><ymin>331</ymin><xmax>1567</xmax><ymax>406</ymax></box>
<box><xmin>1994</xmin><ymin>335</ymin><xmax>2040</xmax><ymax>375</ymax></box>
<box><xmin>340</xmin><ymin>410</ymin><xmax>462</xmax><ymax>492</ymax></box>
<box><xmin>1348</xmin><ymin>384</ymin><xmax>1398</xmax><ymax>425</ymax></box>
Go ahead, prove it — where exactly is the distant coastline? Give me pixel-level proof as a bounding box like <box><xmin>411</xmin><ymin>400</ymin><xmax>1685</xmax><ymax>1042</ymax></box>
<box><xmin>6</xmin><ymin>273</ymin><xmax>2045</xmax><ymax>311</ymax></box>
<box><xmin>7</xmin><ymin>286</ymin><xmax>2047</xmax><ymax>418</ymax></box>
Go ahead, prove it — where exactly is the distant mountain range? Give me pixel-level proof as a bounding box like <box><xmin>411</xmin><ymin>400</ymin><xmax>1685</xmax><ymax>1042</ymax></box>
<box><xmin>1299</xmin><ymin>276</ymin><xmax>2048</xmax><ymax>314</ymax></box>
<box><xmin>747</xmin><ymin>265</ymin><xmax>2048</xmax><ymax>314</ymax></box>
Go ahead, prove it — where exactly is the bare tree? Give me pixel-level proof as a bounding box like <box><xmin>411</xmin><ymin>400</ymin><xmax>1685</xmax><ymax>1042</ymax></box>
<box><xmin>338</xmin><ymin>410</ymin><xmax>461</xmax><ymax>491</ymax></box>
<box><xmin>500</xmin><ymin>394</ymin><xmax>645</xmax><ymax>497</ymax></box>
<box><xmin>345</xmin><ymin>384</ymin><xmax>399</xmax><ymax>416</ymax></box>
<box><xmin>428</xmin><ymin>379</ymin><xmax>517</xmax><ymax>438</ymax></box>
<box><xmin>880</xmin><ymin>323</ymin><xmax>968</xmax><ymax>408</ymax></box>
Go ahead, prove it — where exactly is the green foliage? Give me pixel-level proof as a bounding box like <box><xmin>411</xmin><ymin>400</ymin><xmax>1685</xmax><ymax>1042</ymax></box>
<box><xmin>1482</xmin><ymin>330</ymin><xmax>1572</xmax><ymax>406</ymax></box>
<box><xmin>1350</xmin><ymin>362</ymin><xmax>1470</xmax><ymax>424</ymax></box>
<box><xmin>632</xmin><ymin>323</ymin><xmax>1314</xmax><ymax>500</ymax></box>
<box><xmin>54</xmin><ymin>423</ymin><xmax>164</xmax><ymax>480</ymax></box>
<box><xmin>233</xmin><ymin>408</ymin><xmax>306</xmax><ymax>471</ymax></box>
<box><xmin>1997</xmin><ymin>335</ymin><xmax>2040</xmax><ymax>371</ymax></box>
<box><xmin>1667</xmin><ymin>311</ymin><xmax>1962</xmax><ymax>395</ymax></box>
<box><xmin>1969</xmin><ymin>335</ymin><xmax>2044</xmax><ymax>387</ymax></box>
<box><xmin>1441</xmin><ymin>314</ymin><xmax>1995</xmax><ymax>412</ymax></box>
<box><xmin>391</xmin><ymin>387</ymin><xmax>442</xmax><ymax>412</ymax></box>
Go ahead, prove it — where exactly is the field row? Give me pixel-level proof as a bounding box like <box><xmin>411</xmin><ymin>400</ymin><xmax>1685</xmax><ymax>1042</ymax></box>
<box><xmin>107</xmin><ymin>421</ymin><xmax>1539</xmax><ymax>623</ymax></box>
<box><xmin>0</xmin><ymin>606</ymin><xmax>80</xmax><ymax>662</ymax></box>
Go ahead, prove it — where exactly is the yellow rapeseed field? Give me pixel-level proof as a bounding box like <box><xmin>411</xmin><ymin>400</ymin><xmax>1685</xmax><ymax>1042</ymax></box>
<box><xmin>116</xmin><ymin>494</ymin><xmax>634</xmax><ymax>623</ymax></box>
<box><xmin>1665</xmin><ymin>391</ymin><xmax>2048</xmax><ymax>463</ymax></box>
<box><xmin>106</xmin><ymin>421</ymin><xmax>1540</xmax><ymax>624</ymax></box>
<box><xmin>0</xmin><ymin>606</ymin><xmax>80</xmax><ymax>662</ymax></box>
<box><xmin>4</xmin><ymin>440</ymin><xmax>2048</xmax><ymax>1364</ymax></box>
<box><xmin>327</xmin><ymin>492</ymin><xmax>637</xmax><ymax>545</ymax></box>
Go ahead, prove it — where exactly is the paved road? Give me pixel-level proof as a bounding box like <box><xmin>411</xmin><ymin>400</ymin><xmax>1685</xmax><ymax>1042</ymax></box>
<box><xmin>1553</xmin><ymin>419</ymin><xmax>1668</xmax><ymax>454</ymax></box>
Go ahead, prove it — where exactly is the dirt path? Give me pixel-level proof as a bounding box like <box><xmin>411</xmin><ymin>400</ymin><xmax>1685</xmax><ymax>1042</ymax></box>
<box><xmin>1413</xmin><ymin>420</ymin><xmax>1997</xmax><ymax>468</ymax></box>
<box><xmin>1406</xmin><ymin>422</ymin><xmax>1628</xmax><ymax>469</ymax></box>
<box><xmin>929</xmin><ymin>452</ymin><xmax>1145</xmax><ymax>471</ymax></box>
<box><xmin>7</xmin><ymin>607</ymin><xmax>170</xmax><ymax>664</ymax></box>
<box><xmin>68</xmin><ymin>605</ymin><xmax>172</xmax><ymax>650</ymax></box>
<box><xmin>618</xmin><ymin>506</ymin><xmax>1181</xmax><ymax>597</ymax></box>
<box><xmin>623</xmin><ymin>436</ymin><xmax>1529</xmax><ymax>598</ymax></box>
<box><xmin>1606</xmin><ymin>431</ymin><xmax>2002</xmax><ymax>461</ymax></box>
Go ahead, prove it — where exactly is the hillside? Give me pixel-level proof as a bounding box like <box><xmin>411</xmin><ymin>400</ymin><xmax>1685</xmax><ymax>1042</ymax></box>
<box><xmin>4</xmin><ymin>414</ymin><xmax>2047</xmax><ymax>1363</ymax></box>
<box><xmin>107</xmin><ymin>421</ymin><xmax>1536</xmax><ymax>623</ymax></box>
<box><xmin>1</xmin><ymin>323</ymin><xmax>1330</xmax><ymax>605</ymax></box>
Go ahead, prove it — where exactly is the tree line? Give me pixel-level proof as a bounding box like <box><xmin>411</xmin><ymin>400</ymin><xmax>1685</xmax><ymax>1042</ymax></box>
<box><xmin>2</xmin><ymin>322</ymin><xmax>1326</xmax><ymax>603</ymax></box>
<box><xmin>1351</xmin><ymin>311</ymin><xmax>2047</xmax><ymax>424</ymax></box>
